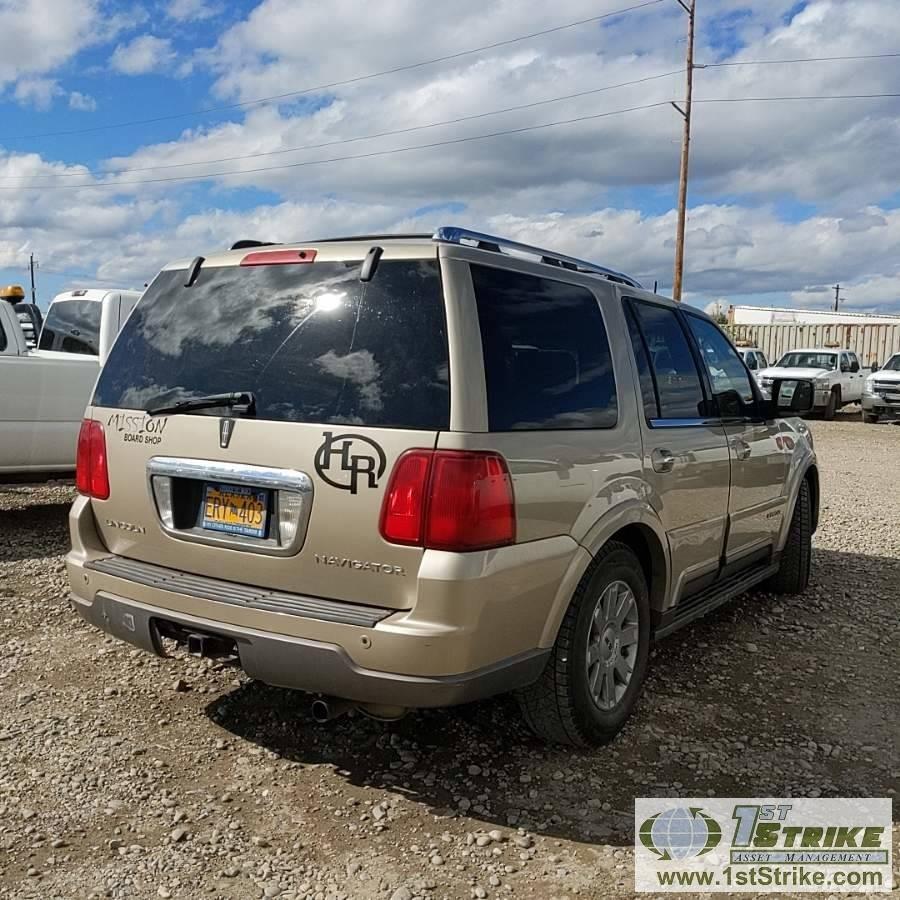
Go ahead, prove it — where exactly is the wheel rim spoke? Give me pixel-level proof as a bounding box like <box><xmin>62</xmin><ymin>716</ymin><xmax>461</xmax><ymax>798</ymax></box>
<box><xmin>586</xmin><ymin>579</ymin><xmax>641</xmax><ymax>711</ymax></box>
<box><xmin>620</xmin><ymin>624</ymin><xmax>639</xmax><ymax>648</ymax></box>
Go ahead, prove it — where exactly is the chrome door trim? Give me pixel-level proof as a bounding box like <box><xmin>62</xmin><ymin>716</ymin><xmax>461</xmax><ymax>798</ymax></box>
<box><xmin>648</xmin><ymin>417</ymin><xmax>722</xmax><ymax>429</ymax></box>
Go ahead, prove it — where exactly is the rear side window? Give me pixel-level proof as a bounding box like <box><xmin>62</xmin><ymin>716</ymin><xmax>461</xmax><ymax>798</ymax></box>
<box><xmin>94</xmin><ymin>259</ymin><xmax>450</xmax><ymax>430</ymax></box>
<box><xmin>628</xmin><ymin>299</ymin><xmax>705</xmax><ymax>419</ymax></box>
<box><xmin>471</xmin><ymin>264</ymin><xmax>617</xmax><ymax>430</ymax></box>
<box><xmin>39</xmin><ymin>300</ymin><xmax>102</xmax><ymax>355</ymax></box>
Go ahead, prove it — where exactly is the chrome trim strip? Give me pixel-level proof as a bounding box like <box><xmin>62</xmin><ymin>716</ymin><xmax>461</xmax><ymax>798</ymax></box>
<box><xmin>648</xmin><ymin>417</ymin><xmax>722</xmax><ymax>429</ymax></box>
<box><xmin>146</xmin><ymin>456</ymin><xmax>313</xmax><ymax>557</ymax></box>
<box><xmin>85</xmin><ymin>556</ymin><xmax>395</xmax><ymax>628</ymax></box>
<box><xmin>147</xmin><ymin>457</ymin><xmax>312</xmax><ymax>493</ymax></box>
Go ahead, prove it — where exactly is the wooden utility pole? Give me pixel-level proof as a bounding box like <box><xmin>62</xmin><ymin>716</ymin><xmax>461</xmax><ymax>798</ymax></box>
<box><xmin>672</xmin><ymin>0</ymin><xmax>696</xmax><ymax>302</ymax></box>
<box><xmin>833</xmin><ymin>283</ymin><xmax>844</xmax><ymax>312</ymax></box>
<box><xmin>29</xmin><ymin>253</ymin><xmax>38</xmax><ymax>304</ymax></box>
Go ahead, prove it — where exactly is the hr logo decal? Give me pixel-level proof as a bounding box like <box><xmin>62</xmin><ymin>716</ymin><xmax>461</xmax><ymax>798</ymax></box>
<box><xmin>314</xmin><ymin>431</ymin><xmax>387</xmax><ymax>494</ymax></box>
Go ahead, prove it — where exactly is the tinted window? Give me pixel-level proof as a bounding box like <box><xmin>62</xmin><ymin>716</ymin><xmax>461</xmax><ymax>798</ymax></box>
<box><xmin>630</xmin><ymin>300</ymin><xmax>705</xmax><ymax>419</ymax></box>
<box><xmin>624</xmin><ymin>302</ymin><xmax>658</xmax><ymax>417</ymax></box>
<box><xmin>685</xmin><ymin>315</ymin><xmax>755</xmax><ymax>418</ymax></box>
<box><xmin>39</xmin><ymin>300</ymin><xmax>102</xmax><ymax>355</ymax></box>
<box><xmin>744</xmin><ymin>351</ymin><xmax>757</xmax><ymax>370</ymax></box>
<box><xmin>471</xmin><ymin>264</ymin><xmax>617</xmax><ymax>430</ymax></box>
<box><xmin>757</xmin><ymin>352</ymin><xmax>768</xmax><ymax>369</ymax></box>
<box><xmin>94</xmin><ymin>259</ymin><xmax>450</xmax><ymax>430</ymax></box>
<box><xmin>0</xmin><ymin>313</ymin><xmax>7</xmax><ymax>352</ymax></box>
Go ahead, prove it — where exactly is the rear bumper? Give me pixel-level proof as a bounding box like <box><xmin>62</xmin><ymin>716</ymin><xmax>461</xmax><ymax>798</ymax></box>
<box><xmin>66</xmin><ymin>496</ymin><xmax>576</xmax><ymax>707</ymax></box>
<box><xmin>70</xmin><ymin>590</ymin><xmax>549</xmax><ymax>707</ymax></box>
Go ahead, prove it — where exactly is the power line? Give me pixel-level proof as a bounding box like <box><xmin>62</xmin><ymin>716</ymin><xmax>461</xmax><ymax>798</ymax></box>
<box><xmin>0</xmin><ymin>101</ymin><xmax>672</xmax><ymax>191</ymax></box>
<box><xmin>699</xmin><ymin>51</ymin><xmax>900</xmax><ymax>69</ymax></box>
<box><xmin>3</xmin><ymin>92</ymin><xmax>898</xmax><ymax>193</ymax></box>
<box><xmin>6</xmin><ymin>0</ymin><xmax>665</xmax><ymax>143</ymax></box>
<box><xmin>693</xmin><ymin>92</ymin><xmax>900</xmax><ymax>103</ymax></box>
<box><xmin>2</xmin><ymin>69</ymin><xmax>684</xmax><ymax>180</ymax></box>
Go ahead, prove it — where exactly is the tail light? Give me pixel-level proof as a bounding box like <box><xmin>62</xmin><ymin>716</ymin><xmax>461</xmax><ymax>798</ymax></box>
<box><xmin>75</xmin><ymin>419</ymin><xmax>110</xmax><ymax>500</ymax></box>
<box><xmin>380</xmin><ymin>450</ymin><xmax>515</xmax><ymax>552</ymax></box>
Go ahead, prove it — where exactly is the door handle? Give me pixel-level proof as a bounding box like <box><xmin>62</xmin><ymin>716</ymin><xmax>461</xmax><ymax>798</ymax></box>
<box><xmin>732</xmin><ymin>438</ymin><xmax>752</xmax><ymax>460</ymax></box>
<box><xmin>651</xmin><ymin>448</ymin><xmax>676</xmax><ymax>473</ymax></box>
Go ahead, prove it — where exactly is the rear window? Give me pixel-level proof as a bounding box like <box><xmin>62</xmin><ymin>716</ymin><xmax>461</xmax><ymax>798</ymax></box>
<box><xmin>38</xmin><ymin>300</ymin><xmax>102</xmax><ymax>355</ymax></box>
<box><xmin>471</xmin><ymin>264</ymin><xmax>617</xmax><ymax>430</ymax></box>
<box><xmin>93</xmin><ymin>258</ymin><xmax>450</xmax><ymax>429</ymax></box>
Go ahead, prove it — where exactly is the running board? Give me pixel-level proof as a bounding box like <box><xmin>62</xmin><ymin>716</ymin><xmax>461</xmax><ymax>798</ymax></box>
<box><xmin>652</xmin><ymin>560</ymin><xmax>779</xmax><ymax>639</ymax></box>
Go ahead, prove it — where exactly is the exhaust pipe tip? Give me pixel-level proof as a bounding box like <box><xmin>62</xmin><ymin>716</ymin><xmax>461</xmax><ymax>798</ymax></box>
<box><xmin>311</xmin><ymin>697</ymin><xmax>352</xmax><ymax>723</ymax></box>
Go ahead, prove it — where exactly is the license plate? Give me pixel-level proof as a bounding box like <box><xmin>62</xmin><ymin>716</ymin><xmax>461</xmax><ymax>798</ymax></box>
<box><xmin>201</xmin><ymin>482</ymin><xmax>268</xmax><ymax>538</ymax></box>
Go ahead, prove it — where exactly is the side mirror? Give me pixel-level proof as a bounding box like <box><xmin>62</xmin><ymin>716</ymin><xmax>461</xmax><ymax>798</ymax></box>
<box><xmin>850</xmin><ymin>361</ymin><xmax>860</xmax><ymax>373</ymax></box>
<box><xmin>871</xmin><ymin>363</ymin><xmax>880</xmax><ymax>373</ymax></box>
<box><xmin>766</xmin><ymin>378</ymin><xmax>815</xmax><ymax>417</ymax></box>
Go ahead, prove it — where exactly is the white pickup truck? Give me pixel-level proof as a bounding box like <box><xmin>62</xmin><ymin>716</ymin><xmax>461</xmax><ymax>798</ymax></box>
<box><xmin>0</xmin><ymin>289</ymin><xmax>141</xmax><ymax>483</ymax></box>
<box><xmin>862</xmin><ymin>352</ymin><xmax>900</xmax><ymax>423</ymax></box>
<box><xmin>756</xmin><ymin>347</ymin><xmax>867</xmax><ymax>420</ymax></box>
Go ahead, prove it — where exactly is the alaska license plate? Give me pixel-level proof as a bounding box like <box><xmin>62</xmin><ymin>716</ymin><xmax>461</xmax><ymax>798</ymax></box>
<box><xmin>201</xmin><ymin>482</ymin><xmax>268</xmax><ymax>539</ymax></box>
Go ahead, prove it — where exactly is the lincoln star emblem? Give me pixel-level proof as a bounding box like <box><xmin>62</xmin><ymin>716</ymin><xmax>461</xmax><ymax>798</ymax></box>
<box><xmin>219</xmin><ymin>418</ymin><xmax>235</xmax><ymax>449</ymax></box>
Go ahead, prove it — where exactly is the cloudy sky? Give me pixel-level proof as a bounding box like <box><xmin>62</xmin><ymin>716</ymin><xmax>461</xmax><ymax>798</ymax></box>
<box><xmin>0</xmin><ymin>0</ymin><xmax>898</xmax><ymax>313</ymax></box>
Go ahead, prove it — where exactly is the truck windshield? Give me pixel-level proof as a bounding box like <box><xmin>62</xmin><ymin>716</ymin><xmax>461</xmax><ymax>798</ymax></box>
<box><xmin>775</xmin><ymin>352</ymin><xmax>837</xmax><ymax>370</ymax></box>
<box><xmin>93</xmin><ymin>258</ymin><xmax>450</xmax><ymax>430</ymax></box>
<box><xmin>880</xmin><ymin>354</ymin><xmax>900</xmax><ymax>372</ymax></box>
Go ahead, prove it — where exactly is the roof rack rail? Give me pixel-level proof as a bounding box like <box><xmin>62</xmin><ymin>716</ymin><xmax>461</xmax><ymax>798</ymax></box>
<box><xmin>230</xmin><ymin>240</ymin><xmax>279</xmax><ymax>250</ymax></box>
<box><xmin>297</xmin><ymin>233</ymin><xmax>433</xmax><ymax>244</ymax></box>
<box><xmin>432</xmin><ymin>226</ymin><xmax>641</xmax><ymax>288</ymax></box>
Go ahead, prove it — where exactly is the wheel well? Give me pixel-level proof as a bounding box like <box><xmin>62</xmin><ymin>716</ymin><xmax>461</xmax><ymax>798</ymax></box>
<box><xmin>804</xmin><ymin>465</ymin><xmax>820</xmax><ymax>531</ymax></box>
<box><xmin>609</xmin><ymin>524</ymin><xmax>667</xmax><ymax>611</ymax></box>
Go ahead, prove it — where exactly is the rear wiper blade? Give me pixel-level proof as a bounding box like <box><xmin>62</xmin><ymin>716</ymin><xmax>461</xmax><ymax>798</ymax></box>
<box><xmin>147</xmin><ymin>391</ymin><xmax>256</xmax><ymax>417</ymax></box>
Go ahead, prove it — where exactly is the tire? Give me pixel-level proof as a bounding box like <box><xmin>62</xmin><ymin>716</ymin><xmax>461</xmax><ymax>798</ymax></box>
<box><xmin>863</xmin><ymin>412</ymin><xmax>879</xmax><ymax>424</ymax></box>
<box><xmin>823</xmin><ymin>388</ymin><xmax>839</xmax><ymax>420</ymax></box>
<box><xmin>766</xmin><ymin>479</ymin><xmax>812</xmax><ymax>595</ymax></box>
<box><xmin>517</xmin><ymin>541</ymin><xmax>650</xmax><ymax>747</ymax></box>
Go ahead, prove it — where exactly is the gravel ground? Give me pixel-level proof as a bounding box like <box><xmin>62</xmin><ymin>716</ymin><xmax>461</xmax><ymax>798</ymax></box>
<box><xmin>1</xmin><ymin>413</ymin><xmax>897</xmax><ymax>899</ymax></box>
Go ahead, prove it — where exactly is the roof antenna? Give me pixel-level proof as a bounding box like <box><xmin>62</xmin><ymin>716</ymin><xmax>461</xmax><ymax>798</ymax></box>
<box><xmin>184</xmin><ymin>256</ymin><xmax>205</xmax><ymax>288</ymax></box>
<box><xmin>359</xmin><ymin>246</ymin><xmax>384</xmax><ymax>282</ymax></box>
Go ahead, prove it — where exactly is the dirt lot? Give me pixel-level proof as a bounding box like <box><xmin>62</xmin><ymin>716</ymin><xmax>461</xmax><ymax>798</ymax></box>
<box><xmin>1</xmin><ymin>414</ymin><xmax>897</xmax><ymax>900</ymax></box>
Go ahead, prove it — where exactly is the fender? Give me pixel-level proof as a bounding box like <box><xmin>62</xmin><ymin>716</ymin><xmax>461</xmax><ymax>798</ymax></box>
<box><xmin>538</xmin><ymin>499</ymin><xmax>670</xmax><ymax>648</ymax></box>
<box><xmin>776</xmin><ymin>422</ymin><xmax>818</xmax><ymax>551</ymax></box>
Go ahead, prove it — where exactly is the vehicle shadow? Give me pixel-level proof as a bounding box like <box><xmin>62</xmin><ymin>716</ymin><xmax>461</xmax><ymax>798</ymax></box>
<box><xmin>0</xmin><ymin>501</ymin><xmax>72</xmax><ymax>563</ymax></box>
<box><xmin>204</xmin><ymin>547</ymin><xmax>899</xmax><ymax>846</ymax></box>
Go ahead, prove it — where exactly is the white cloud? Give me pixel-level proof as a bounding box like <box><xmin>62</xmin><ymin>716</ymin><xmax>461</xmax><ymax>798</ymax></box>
<box><xmin>166</xmin><ymin>0</ymin><xmax>218</xmax><ymax>22</ymax></box>
<box><xmin>13</xmin><ymin>77</ymin><xmax>63</xmax><ymax>110</ymax></box>
<box><xmin>0</xmin><ymin>0</ymin><xmax>105</xmax><ymax>89</ymax></box>
<box><xmin>110</xmin><ymin>35</ymin><xmax>176</xmax><ymax>76</ymax></box>
<box><xmin>3</xmin><ymin>0</ymin><xmax>900</xmax><ymax>316</ymax></box>
<box><xmin>68</xmin><ymin>90</ymin><xmax>97</xmax><ymax>112</ymax></box>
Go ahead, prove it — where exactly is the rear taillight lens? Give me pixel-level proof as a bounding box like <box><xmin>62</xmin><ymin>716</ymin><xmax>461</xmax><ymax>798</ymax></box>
<box><xmin>380</xmin><ymin>450</ymin><xmax>515</xmax><ymax>552</ymax></box>
<box><xmin>75</xmin><ymin>419</ymin><xmax>110</xmax><ymax>500</ymax></box>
